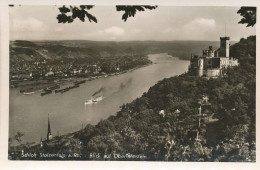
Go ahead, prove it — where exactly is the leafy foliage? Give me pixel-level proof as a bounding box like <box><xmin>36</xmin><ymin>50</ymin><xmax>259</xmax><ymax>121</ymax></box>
<box><xmin>230</xmin><ymin>35</ymin><xmax>256</xmax><ymax>65</ymax></box>
<box><xmin>57</xmin><ymin>5</ymin><xmax>97</xmax><ymax>23</ymax></box>
<box><xmin>14</xmin><ymin>131</ymin><xmax>24</xmax><ymax>145</ymax></box>
<box><xmin>56</xmin><ymin>5</ymin><xmax>158</xmax><ymax>23</ymax></box>
<box><xmin>116</xmin><ymin>6</ymin><xmax>158</xmax><ymax>22</ymax></box>
<box><xmin>237</xmin><ymin>7</ymin><xmax>256</xmax><ymax>27</ymax></box>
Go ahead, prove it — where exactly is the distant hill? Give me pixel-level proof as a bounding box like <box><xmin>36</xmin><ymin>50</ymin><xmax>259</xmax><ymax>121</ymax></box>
<box><xmin>10</xmin><ymin>40</ymin><xmax>236</xmax><ymax>63</ymax></box>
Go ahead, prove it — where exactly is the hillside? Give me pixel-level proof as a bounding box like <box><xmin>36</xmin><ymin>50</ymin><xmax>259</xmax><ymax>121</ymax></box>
<box><xmin>10</xmin><ymin>40</ymin><xmax>226</xmax><ymax>63</ymax></box>
<box><xmin>9</xmin><ymin>36</ymin><xmax>255</xmax><ymax>161</ymax></box>
<box><xmin>71</xmin><ymin>36</ymin><xmax>255</xmax><ymax>161</ymax></box>
<box><xmin>230</xmin><ymin>35</ymin><xmax>256</xmax><ymax>65</ymax></box>
<box><xmin>10</xmin><ymin>40</ymin><xmax>226</xmax><ymax>79</ymax></box>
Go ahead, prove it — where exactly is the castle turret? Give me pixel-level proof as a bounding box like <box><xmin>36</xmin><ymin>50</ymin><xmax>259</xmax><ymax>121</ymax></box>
<box><xmin>219</xmin><ymin>37</ymin><xmax>230</xmax><ymax>58</ymax></box>
<box><xmin>47</xmin><ymin>114</ymin><xmax>52</xmax><ymax>142</ymax></box>
<box><xmin>202</xmin><ymin>46</ymin><xmax>215</xmax><ymax>58</ymax></box>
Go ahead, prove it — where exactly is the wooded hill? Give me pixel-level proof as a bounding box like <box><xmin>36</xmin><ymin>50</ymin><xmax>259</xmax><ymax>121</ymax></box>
<box><xmin>71</xmin><ymin>36</ymin><xmax>256</xmax><ymax>161</ymax></box>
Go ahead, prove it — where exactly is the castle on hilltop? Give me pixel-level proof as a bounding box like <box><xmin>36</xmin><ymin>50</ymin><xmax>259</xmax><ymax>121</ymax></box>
<box><xmin>188</xmin><ymin>36</ymin><xmax>239</xmax><ymax>78</ymax></box>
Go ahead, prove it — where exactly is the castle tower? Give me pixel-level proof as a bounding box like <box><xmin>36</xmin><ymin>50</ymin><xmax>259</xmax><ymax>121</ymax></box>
<box><xmin>47</xmin><ymin>114</ymin><xmax>52</xmax><ymax>142</ymax></box>
<box><xmin>198</xmin><ymin>58</ymin><xmax>204</xmax><ymax>77</ymax></box>
<box><xmin>219</xmin><ymin>37</ymin><xmax>230</xmax><ymax>58</ymax></box>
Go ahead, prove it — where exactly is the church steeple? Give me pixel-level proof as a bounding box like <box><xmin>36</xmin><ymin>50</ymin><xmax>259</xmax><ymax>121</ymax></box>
<box><xmin>40</xmin><ymin>138</ymin><xmax>43</xmax><ymax>148</ymax></box>
<box><xmin>47</xmin><ymin>114</ymin><xmax>52</xmax><ymax>142</ymax></box>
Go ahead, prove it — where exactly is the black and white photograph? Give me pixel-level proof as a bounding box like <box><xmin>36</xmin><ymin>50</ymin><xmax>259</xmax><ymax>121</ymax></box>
<box><xmin>1</xmin><ymin>2</ymin><xmax>258</xmax><ymax>165</ymax></box>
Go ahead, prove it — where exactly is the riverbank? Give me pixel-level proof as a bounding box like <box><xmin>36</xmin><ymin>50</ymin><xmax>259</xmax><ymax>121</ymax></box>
<box><xmin>12</xmin><ymin>53</ymin><xmax>183</xmax><ymax>94</ymax></box>
<box><xmin>13</xmin><ymin>61</ymin><xmax>152</xmax><ymax>96</ymax></box>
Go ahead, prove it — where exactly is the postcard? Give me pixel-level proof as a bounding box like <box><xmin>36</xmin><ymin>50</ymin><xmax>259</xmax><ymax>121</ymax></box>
<box><xmin>0</xmin><ymin>0</ymin><xmax>259</xmax><ymax>169</ymax></box>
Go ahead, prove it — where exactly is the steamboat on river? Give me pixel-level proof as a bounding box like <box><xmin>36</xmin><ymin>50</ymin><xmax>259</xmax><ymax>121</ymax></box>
<box><xmin>85</xmin><ymin>96</ymin><xmax>103</xmax><ymax>105</ymax></box>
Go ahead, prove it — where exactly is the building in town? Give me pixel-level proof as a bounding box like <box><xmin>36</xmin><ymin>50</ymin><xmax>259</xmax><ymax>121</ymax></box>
<box><xmin>47</xmin><ymin>114</ymin><xmax>52</xmax><ymax>143</ymax></box>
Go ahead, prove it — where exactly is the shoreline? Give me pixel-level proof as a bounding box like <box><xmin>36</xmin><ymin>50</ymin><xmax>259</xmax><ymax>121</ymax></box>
<box><xmin>9</xmin><ymin>61</ymin><xmax>154</xmax><ymax>147</ymax></box>
<box><xmin>10</xmin><ymin>53</ymin><xmax>184</xmax><ymax>94</ymax></box>
<box><xmin>11</xmin><ymin>62</ymin><xmax>153</xmax><ymax>95</ymax></box>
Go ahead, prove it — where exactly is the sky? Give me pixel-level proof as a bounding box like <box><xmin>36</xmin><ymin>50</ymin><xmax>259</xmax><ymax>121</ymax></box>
<box><xmin>9</xmin><ymin>6</ymin><xmax>256</xmax><ymax>41</ymax></box>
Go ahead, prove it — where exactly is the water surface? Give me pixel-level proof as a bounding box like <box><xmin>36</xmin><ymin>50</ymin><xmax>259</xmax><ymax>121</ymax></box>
<box><xmin>9</xmin><ymin>53</ymin><xmax>189</xmax><ymax>143</ymax></box>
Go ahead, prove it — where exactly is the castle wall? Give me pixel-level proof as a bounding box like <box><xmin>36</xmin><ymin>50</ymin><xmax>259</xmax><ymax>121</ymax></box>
<box><xmin>220</xmin><ymin>58</ymin><xmax>230</xmax><ymax>67</ymax></box>
<box><xmin>205</xmin><ymin>58</ymin><xmax>220</xmax><ymax>68</ymax></box>
<box><xmin>206</xmin><ymin>68</ymin><xmax>220</xmax><ymax>77</ymax></box>
<box><xmin>220</xmin><ymin>58</ymin><xmax>239</xmax><ymax>68</ymax></box>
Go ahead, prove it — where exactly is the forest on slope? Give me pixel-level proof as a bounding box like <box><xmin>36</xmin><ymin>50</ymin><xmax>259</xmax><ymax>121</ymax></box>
<box><xmin>73</xmin><ymin>35</ymin><xmax>256</xmax><ymax>161</ymax></box>
<box><xmin>10</xmin><ymin>36</ymin><xmax>255</xmax><ymax>161</ymax></box>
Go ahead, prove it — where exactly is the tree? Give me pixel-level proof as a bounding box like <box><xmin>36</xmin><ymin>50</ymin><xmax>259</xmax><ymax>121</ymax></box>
<box><xmin>14</xmin><ymin>131</ymin><xmax>24</xmax><ymax>145</ymax></box>
<box><xmin>237</xmin><ymin>7</ymin><xmax>256</xmax><ymax>27</ymax></box>
<box><xmin>57</xmin><ymin>5</ymin><xmax>158</xmax><ymax>24</ymax></box>
<box><xmin>116</xmin><ymin>6</ymin><xmax>158</xmax><ymax>22</ymax></box>
<box><xmin>57</xmin><ymin>5</ymin><xmax>97</xmax><ymax>23</ymax></box>
<box><xmin>58</xmin><ymin>6</ymin><xmax>255</xmax><ymax>27</ymax></box>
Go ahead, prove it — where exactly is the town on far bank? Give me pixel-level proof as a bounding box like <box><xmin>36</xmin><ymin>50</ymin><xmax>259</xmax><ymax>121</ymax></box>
<box><xmin>10</xmin><ymin>40</ymin><xmax>152</xmax><ymax>95</ymax></box>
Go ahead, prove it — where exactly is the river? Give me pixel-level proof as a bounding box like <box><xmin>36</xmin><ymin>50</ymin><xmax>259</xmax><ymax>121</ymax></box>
<box><xmin>9</xmin><ymin>53</ymin><xmax>190</xmax><ymax>143</ymax></box>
